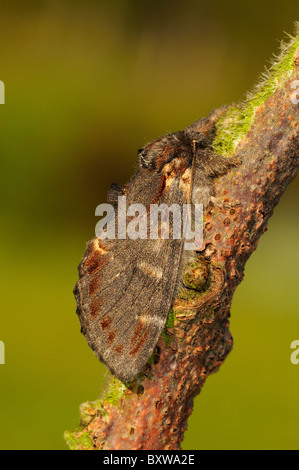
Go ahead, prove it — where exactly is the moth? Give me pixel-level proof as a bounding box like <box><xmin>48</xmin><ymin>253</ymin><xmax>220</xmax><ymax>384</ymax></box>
<box><xmin>74</xmin><ymin>117</ymin><xmax>237</xmax><ymax>383</ymax></box>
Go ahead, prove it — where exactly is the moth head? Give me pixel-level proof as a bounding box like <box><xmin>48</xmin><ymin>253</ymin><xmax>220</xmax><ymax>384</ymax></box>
<box><xmin>185</xmin><ymin>130</ymin><xmax>210</xmax><ymax>152</ymax></box>
<box><xmin>138</xmin><ymin>132</ymin><xmax>192</xmax><ymax>172</ymax></box>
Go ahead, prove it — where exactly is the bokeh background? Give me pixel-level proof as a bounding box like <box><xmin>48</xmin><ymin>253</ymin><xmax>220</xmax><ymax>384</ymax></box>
<box><xmin>0</xmin><ymin>0</ymin><xmax>299</xmax><ymax>450</ymax></box>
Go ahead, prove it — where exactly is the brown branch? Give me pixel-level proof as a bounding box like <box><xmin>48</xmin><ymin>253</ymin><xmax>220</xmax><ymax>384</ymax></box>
<box><xmin>65</xmin><ymin>39</ymin><xmax>299</xmax><ymax>450</ymax></box>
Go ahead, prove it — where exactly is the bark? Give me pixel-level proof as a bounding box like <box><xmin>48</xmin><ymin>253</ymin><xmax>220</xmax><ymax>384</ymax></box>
<box><xmin>65</xmin><ymin>35</ymin><xmax>299</xmax><ymax>450</ymax></box>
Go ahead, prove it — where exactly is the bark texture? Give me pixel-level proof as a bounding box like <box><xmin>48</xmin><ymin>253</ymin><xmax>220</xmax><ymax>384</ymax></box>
<box><xmin>65</xmin><ymin>41</ymin><xmax>299</xmax><ymax>450</ymax></box>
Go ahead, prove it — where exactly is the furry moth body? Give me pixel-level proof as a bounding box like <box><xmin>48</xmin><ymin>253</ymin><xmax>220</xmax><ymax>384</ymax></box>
<box><xmin>74</xmin><ymin>125</ymin><xmax>236</xmax><ymax>383</ymax></box>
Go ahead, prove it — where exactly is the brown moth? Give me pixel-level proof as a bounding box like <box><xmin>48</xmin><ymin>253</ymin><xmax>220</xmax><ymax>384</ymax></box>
<box><xmin>74</xmin><ymin>120</ymin><xmax>237</xmax><ymax>383</ymax></box>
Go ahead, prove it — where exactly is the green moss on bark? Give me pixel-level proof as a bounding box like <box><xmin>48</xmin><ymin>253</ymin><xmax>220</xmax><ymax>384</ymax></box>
<box><xmin>213</xmin><ymin>26</ymin><xmax>299</xmax><ymax>156</ymax></box>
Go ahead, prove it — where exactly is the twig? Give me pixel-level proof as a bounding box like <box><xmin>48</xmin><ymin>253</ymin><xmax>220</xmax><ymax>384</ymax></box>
<box><xmin>65</xmin><ymin>29</ymin><xmax>299</xmax><ymax>450</ymax></box>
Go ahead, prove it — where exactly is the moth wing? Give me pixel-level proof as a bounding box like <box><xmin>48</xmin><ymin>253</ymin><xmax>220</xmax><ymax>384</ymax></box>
<box><xmin>75</xmin><ymin>168</ymin><xmax>191</xmax><ymax>382</ymax></box>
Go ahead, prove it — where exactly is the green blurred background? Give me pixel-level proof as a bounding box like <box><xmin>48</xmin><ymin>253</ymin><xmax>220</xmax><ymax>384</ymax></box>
<box><xmin>0</xmin><ymin>0</ymin><xmax>299</xmax><ymax>450</ymax></box>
